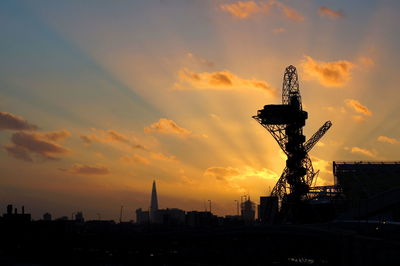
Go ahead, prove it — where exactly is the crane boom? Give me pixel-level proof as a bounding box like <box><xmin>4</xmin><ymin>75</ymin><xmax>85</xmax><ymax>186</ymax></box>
<box><xmin>304</xmin><ymin>121</ymin><xmax>332</xmax><ymax>153</ymax></box>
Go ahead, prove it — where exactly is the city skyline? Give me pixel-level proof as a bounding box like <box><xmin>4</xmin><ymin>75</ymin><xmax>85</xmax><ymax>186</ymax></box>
<box><xmin>1</xmin><ymin>0</ymin><xmax>400</xmax><ymax>220</ymax></box>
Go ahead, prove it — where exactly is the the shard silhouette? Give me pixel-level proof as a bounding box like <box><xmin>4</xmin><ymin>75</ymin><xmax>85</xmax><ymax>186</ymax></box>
<box><xmin>150</xmin><ymin>180</ymin><xmax>158</xmax><ymax>223</ymax></box>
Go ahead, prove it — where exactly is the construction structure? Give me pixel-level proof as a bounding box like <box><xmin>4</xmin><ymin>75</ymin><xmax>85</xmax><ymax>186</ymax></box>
<box><xmin>253</xmin><ymin>65</ymin><xmax>332</xmax><ymax>222</ymax></box>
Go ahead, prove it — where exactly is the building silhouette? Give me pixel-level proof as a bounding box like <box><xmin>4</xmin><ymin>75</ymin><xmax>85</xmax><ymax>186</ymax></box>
<box><xmin>150</xmin><ymin>180</ymin><xmax>158</xmax><ymax>223</ymax></box>
<box><xmin>43</xmin><ymin>212</ymin><xmax>52</xmax><ymax>221</ymax></box>
<box><xmin>135</xmin><ymin>208</ymin><xmax>149</xmax><ymax>224</ymax></box>
<box><xmin>241</xmin><ymin>196</ymin><xmax>256</xmax><ymax>224</ymax></box>
<box><xmin>2</xmin><ymin>204</ymin><xmax>31</xmax><ymax>223</ymax></box>
<box><xmin>75</xmin><ymin>212</ymin><xmax>84</xmax><ymax>222</ymax></box>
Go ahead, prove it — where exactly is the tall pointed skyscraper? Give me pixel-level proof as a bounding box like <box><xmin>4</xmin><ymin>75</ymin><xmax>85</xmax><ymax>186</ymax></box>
<box><xmin>150</xmin><ymin>180</ymin><xmax>158</xmax><ymax>223</ymax></box>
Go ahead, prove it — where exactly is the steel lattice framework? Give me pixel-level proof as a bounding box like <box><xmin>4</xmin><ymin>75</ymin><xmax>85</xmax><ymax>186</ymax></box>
<box><xmin>253</xmin><ymin>65</ymin><xmax>332</xmax><ymax>207</ymax></box>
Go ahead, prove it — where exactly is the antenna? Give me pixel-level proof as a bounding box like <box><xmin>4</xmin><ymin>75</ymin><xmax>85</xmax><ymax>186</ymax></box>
<box><xmin>119</xmin><ymin>205</ymin><xmax>123</xmax><ymax>223</ymax></box>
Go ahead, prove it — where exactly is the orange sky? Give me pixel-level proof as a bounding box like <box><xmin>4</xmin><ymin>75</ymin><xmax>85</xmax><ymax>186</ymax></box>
<box><xmin>1</xmin><ymin>0</ymin><xmax>400</xmax><ymax>220</ymax></box>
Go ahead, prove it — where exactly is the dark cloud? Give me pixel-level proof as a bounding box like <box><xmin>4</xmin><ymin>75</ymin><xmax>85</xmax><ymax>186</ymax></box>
<box><xmin>4</xmin><ymin>145</ymin><xmax>33</xmax><ymax>162</ymax></box>
<box><xmin>0</xmin><ymin>111</ymin><xmax>38</xmax><ymax>131</ymax></box>
<box><xmin>43</xmin><ymin>130</ymin><xmax>71</xmax><ymax>141</ymax></box>
<box><xmin>59</xmin><ymin>164</ymin><xmax>110</xmax><ymax>175</ymax></box>
<box><xmin>4</xmin><ymin>131</ymin><xmax>69</xmax><ymax>161</ymax></box>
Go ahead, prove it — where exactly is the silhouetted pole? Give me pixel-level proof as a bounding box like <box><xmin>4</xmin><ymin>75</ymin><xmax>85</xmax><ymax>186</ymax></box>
<box><xmin>97</xmin><ymin>213</ymin><xmax>101</xmax><ymax>220</ymax></box>
<box><xmin>208</xmin><ymin>200</ymin><xmax>212</xmax><ymax>213</ymax></box>
<box><xmin>119</xmin><ymin>206</ymin><xmax>123</xmax><ymax>223</ymax></box>
<box><xmin>234</xmin><ymin>200</ymin><xmax>239</xmax><ymax>216</ymax></box>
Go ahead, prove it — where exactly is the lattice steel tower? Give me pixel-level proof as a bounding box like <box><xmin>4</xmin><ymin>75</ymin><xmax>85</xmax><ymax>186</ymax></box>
<box><xmin>253</xmin><ymin>65</ymin><xmax>332</xmax><ymax>220</ymax></box>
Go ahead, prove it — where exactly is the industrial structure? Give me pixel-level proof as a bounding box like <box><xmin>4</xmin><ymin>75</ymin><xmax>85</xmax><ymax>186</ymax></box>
<box><xmin>333</xmin><ymin>161</ymin><xmax>400</xmax><ymax>220</ymax></box>
<box><xmin>253</xmin><ymin>65</ymin><xmax>332</xmax><ymax>222</ymax></box>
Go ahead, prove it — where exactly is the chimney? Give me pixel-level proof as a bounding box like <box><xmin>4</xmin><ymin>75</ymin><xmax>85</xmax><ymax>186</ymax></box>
<box><xmin>14</xmin><ymin>208</ymin><xmax>18</xmax><ymax>214</ymax></box>
<box><xmin>22</xmin><ymin>206</ymin><xmax>25</xmax><ymax>214</ymax></box>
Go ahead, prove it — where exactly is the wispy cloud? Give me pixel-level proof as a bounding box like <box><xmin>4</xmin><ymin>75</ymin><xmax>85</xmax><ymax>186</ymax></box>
<box><xmin>204</xmin><ymin>166</ymin><xmax>278</xmax><ymax>181</ymax></box>
<box><xmin>318</xmin><ymin>6</ymin><xmax>344</xmax><ymax>19</ymax></box>
<box><xmin>186</xmin><ymin>52</ymin><xmax>214</xmax><ymax>67</ymax></box>
<box><xmin>219</xmin><ymin>1</ymin><xmax>269</xmax><ymax>19</ymax></box>
<box><xmin>219</xmin><ymin>0</ymin><xmax>304</xmax><ymax>22</ymax></box>
<box><xmin>175</xmin><ymin>68</ymin><xmax>276</xmax><ymax>95</ymax></box>
<box><xmin>301</xmin><ymin>56</ymin><xmax>354</xmax><ymax>87</ymax></box>
<box><xmin>358</xmin><ymin>57</ymin><xmax>375</xmax><ymax>68</ymax></box>
<box><xmin>345</xmin><ymin>99</ymin><xmax>372</xmax><ymax>116</ymax></box>
<box><xmin>4</xmin><ymin>131</ymin><xmax>70</xmax><ymax>162</ymax></box>
<box><xmin>204</xmin><ymin>166</ymin><xmax>241</xmax><ymax>181</ymax></box>
<box><xmin>150</xmin><ymin>152</ymin><xmax>178</xmax><ymax>162</ymax></box>
<box><xmin>350</xmin><ymin>147</ymin><xmax>375</xmax><ymax>158</ymax></box>
<box><xmin>144</xmin><ymin>118</ymin><xmax>192</xmax><ymax>137</ymax></box>
<box><xmin>272</xmin><ymin>0</ymin><xmax>304</xmax><ymax>22</ymax></box>
<box><xmin>352</xmin><ymin>115</ymin><xmax>366</xmax><ymax>123</ymax></box>
<box><xmin>272</xmin><ymin>27</ymin><xmax>285</xmax><ymax>34</ymax></box>
<box><xmin>204</xmin><ymin>166</ymin><xmax>279</xmax><ymax>193</ymax></box>
<box><xmin>80</xmin><ymin>129</ymin><xmax>146</xmax><ymax>150</ymax></box>
<box><xmin>42</xmin><ymin>130</ymin><xmax>71</xmax><ymax>141</ymax></box>
<box><xmin>209</xmin><ymin>113</ymin><xmax>221</xmax><ymax>121</ymax></box>
<box><xmin>120</xmin><ymin>154</ymin><xmax>150</xmax><ymax>165</ymax></box>
<box><xmin>59</xmin><ymin>163</ymin><xmax>110</xmax><ymax>175</ymax></box>
<box><xmin>377</xmin><ymin>136</ymin><xmax>400</xmax><ymax>145</ymax></box>
<box><xmin>0</xmin><ymin>111</ymin><xmax>38</xmax><ymax>131</ymax></box>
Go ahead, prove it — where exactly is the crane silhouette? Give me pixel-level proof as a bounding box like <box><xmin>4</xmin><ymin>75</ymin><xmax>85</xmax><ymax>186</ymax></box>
<box><xmin>253</xmin><ymin>65</ymin><xmax>332</xmax><ymax>221</ymax></box>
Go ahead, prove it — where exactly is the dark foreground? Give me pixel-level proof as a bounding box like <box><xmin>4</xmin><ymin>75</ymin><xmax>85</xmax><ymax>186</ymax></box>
<box><xmin>1</xmin><ymin>220</ymin><xmax>399</xmax><ymax>266</ymax></box>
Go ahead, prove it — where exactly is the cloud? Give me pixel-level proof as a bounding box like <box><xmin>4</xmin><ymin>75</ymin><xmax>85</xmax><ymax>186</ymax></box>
<box><xmin>120</xmin><ymin>154</ymin><xmax>150</xmax><ymax>165</ymax></box>
<box><xmin>80</xmin><ymin>129</ymin><xmax>146</xmax><ymax>150</ymax></box>
<box><xmin>186</xmin><ymin>53</ymin><xmax>214</xmax><ymax>67</ymax></box>
<box><xmin>324</xmin><ymin>106</ymin><xmax>347</xmax><ymax>114</ymax></box>
<box><xmin>352</xmin><ymin>115</ymin><xmax>366</xmax><ymax>123</ymax></box>
<box><xmin>219</xmin><ymin>1</ymin><xmax>269</xmax><ymax>19</ymax></box>
<box><xmin>358</xmin><ymin>57</ymin><xmax>375</xmax><ymax>67</ymax></box>
<box><xmin>176</xmin><ymin>68</ymin><xmax>276</xmax><ymax>95</ymax></box>
<box><xmin>204</xmin><ymin>166</ymin><xmax>278</xmax><ymax>181</ymax></box>
<box><xmin>4</xmin><ymin>131</ymin><xmax>70</xmax><ymax>161</ymax></box>
<box><xmin>204</xmin><ymin>166</ymin><xmax>279</xmax><ymax>194</ymax></box>
<box><xmin>318</xmin><ymin>6</ymin><xmax>344</xmax><ymax>19</ymax></box>
<box><xmin>59</xmin><ymin>163</ymin><xmax>109</xmax><ymax>175</ymax></box>
<box><xmin>273</xmin><ymin>1</ymin><xmax>304</xmax><ymax>22</ymax></box>
<box><xmin>345</xmin><ymin>99</ymin><xmax>372</xmax><ymax>116</ymax></box>
<box><xmin>0</xmin><ymin>111</ymin><xmax>38</xmax><ymax>131</ymax></box>
<box><xmin>377</xmin><ymin>136</ymin><xmax>400</xmax><ymax>145</ymax></box>
<box><xmin>4</xmin><ymin>145</ymin><xmax>33</xmax><ymax>162</ymax></box>
<box><xmin>144</xmin><ymin>118</ymin><xmax>192</xmax><ymax>137</ymax></box>
<box><xmin>42</xmin><ymin>130</ymin><xmax>71</xmax><ymax>141</ymax></box>
<box><xmin>272</xmin><ymin>28</ymin><xmax>285</xmax><ymax>34</ymax></box>
<box><xmin>150</xmin><ymin>152</ymin><xmax>178</xmax><ymax>162</ymax></box>
<box><xmin>301</xmin><ymin>56</ymin><xmax>354</xmax><ymax>87</ymax></box>
<box><xmin>219</xmin><ymin>1</ymin><xmax>304</xmax><ymax>22</ymax></box>
<box><xmin>209</xmin><ymin>113</ymin><xmax>221</xmax><ymax>121</ymax></box>
<box><xmin>204</xmin><ymin>166</ymin><xmax>241</xmax><ymax>181</ymax></box>
<box><xmin>350</xmin><ymin>147</ymin><xmax>375</xmax><ymax>158</ymax></box>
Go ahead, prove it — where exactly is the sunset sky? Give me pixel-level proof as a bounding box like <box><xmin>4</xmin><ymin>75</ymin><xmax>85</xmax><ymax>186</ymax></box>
<box><xmin>1</xmin><ymin>0</ymin><xmax>400</xmax><ymax>221</ymax></box>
